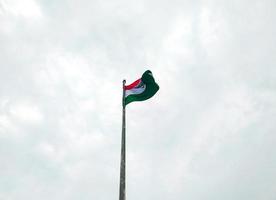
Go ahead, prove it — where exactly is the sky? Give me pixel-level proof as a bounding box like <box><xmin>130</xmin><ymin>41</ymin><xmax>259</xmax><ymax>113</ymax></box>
<box><xmin>0</xmin><ymin>0</ymin><xmax>276</xmax><ymax>199</ymax></box>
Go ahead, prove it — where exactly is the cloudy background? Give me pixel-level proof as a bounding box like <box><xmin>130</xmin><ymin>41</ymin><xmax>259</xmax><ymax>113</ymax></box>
<box><xmin>0</xmin><ymin>0</ymin><xmax>276</xmax><ymax>199</ymax></box>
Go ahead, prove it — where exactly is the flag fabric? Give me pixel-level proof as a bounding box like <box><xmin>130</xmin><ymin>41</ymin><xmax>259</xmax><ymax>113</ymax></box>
<box><xmin>124</xmin><ymin>70</ymin><xmax>159</xmax><ymax>106</ymax></box>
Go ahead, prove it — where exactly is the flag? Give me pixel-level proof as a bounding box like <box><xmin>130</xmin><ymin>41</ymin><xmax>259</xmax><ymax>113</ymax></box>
<box><xmin>124</xmin><ymin>70</ymin><xmax>159</xmax><ymax>106</ymax></box>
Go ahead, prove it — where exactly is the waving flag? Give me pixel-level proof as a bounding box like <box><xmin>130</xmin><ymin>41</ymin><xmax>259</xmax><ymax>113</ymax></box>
<box><xmin>124</xmin><ymin>70</ymin><xmax>159</xmax><ymax>106</ymax></box>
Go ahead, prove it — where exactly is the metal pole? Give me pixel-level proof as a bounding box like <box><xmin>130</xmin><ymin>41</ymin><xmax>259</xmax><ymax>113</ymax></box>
<box><xmin>119</xmin><ymin>80</ymin><xmax>126</xmax><ymax>200</ymax></box>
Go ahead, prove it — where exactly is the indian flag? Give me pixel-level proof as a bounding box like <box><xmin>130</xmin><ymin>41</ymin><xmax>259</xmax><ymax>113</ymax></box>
<box><xmin>124</xmin><ymin>70</ymin><xmax>159</xmax><ymax>106</ymax></box>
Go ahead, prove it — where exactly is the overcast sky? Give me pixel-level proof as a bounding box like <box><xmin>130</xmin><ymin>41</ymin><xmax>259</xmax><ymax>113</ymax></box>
<box><xmin>0</xmin><ymin>0</ymin><xmax>276</xmax><ymax>199</ymax></box>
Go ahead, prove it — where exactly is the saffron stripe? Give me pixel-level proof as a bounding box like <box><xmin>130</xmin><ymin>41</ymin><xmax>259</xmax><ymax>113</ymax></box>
<box><xmin>124</xmin><ymin>79</ymin><xmax>141</xmax><ymax>90</ymax></box>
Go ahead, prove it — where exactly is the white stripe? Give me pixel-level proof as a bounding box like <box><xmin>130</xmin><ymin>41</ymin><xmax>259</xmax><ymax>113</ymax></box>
<box><xmin>125</xmin><ymin>85</ymin><xmax>146</xmax><ymax>97</ymax></box>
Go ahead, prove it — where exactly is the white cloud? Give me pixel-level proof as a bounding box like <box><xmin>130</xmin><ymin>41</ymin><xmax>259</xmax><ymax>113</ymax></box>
<box><xmin>163</xmin><ymin>15</ymin><xmax>195</xmax><ymax>64</ymax></box>
<box><xmin>0</xmin><ymin>0</ymin><xmax>42</xmax><ymax>18</ymax></box>
<box><xmin>0</xmin><ymin>114</ymin><xmax>13</xmax><ymax>133</ymax></box>
<box><xmin>9</xmin><ymin>102</ymin><xmax>43</xmax><ymax>124</ymax></box>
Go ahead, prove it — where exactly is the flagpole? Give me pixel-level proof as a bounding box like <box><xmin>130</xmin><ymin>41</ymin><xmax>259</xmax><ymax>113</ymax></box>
<box><xmin>119</xmin><ymin>79</ymin><xmax>126</xmax><ymax>200</ymax></box>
